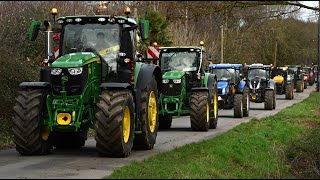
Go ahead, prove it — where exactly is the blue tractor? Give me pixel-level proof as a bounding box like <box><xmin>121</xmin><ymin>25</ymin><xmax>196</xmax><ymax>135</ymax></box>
<box><xmin>208</xmin><ymin>64</ymin><xmax>250</xmax><ymax>118</ymax></box>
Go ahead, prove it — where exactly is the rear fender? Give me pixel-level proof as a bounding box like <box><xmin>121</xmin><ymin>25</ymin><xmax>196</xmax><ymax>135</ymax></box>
<box><xmin>134</xmin><ymin>63</ymin><xmax>162</xmax><ymax>127</ymax></box>
<box><xmin>100</xmin><ymin>83</ymin><xmax>133</xmax><ymax>91</ymax></box>
<box><xmin>237</xmin><ymin>80</ymin><xmax>246</xmax><ymax>93</ymax></box>
<box><xmin>204</xmin><ymin>73</ymin><xmax>217</xmax><ymax>101</ymax></box>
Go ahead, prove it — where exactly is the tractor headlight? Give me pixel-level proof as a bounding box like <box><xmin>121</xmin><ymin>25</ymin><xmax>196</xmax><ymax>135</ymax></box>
<box><xmin>68</xmin><ymin>67</ymin><xmax>83</xmax><ymax>75</ymax></box>
<box><xmin>51</xmin><ymin>68</ymin><xmax>62</xmax><ymax>75</ymax></box>
<box><xmin>173</xmin><ymin>79</ymin><xmax>181</xmax><ymax>84</ymax></box>
<box><xmin>162</xmin><ymin>79</ymin><xmax>169</xmax><ymax>84</ymax></box>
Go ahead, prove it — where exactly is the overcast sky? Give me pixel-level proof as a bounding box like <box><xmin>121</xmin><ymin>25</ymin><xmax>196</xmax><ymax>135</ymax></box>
<box><xmin>299</xmin><ymin>1</ymin><xmax>319</xmax><ymax>21</ymax></box>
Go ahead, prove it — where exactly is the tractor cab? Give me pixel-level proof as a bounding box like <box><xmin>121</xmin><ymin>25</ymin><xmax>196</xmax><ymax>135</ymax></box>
<box><xmin>29</xmin><ymin>8</ymin><xmax>149</xmax><ymax>85</ymax></box>
<box><xmin>159</xmin><ymin>44</ymin><xmax>206</xmax><ymax>95</ymax></box>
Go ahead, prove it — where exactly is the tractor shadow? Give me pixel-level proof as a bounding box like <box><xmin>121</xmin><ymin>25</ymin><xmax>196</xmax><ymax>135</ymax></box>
<box><xmin>158</xmin><ymin>127</ymin><xmax>193</xmax><ymax>132</ymax></box>
<box><xmin>51</xmin><ymin>146</ymin><xmax>98</xmax><ymax>157</ymax></box>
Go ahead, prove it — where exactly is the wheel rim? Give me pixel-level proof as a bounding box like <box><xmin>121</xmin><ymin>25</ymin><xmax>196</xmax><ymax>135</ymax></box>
<box><xmin>214</xmin><ymin>91</ymin><xmax>218</xmax><ymax>119</ymax></box>
<box><xmin>41</xmin><ymin>126</ymin><xmax>50</xmax><ymax>141</ymax></box>
<box><xmin>148</xmin><ymin>91</ymin><xmax>157</xmax><ymax>133</ymax></box>
<box><xmin>123</xmin><ymin>106</ymin><xmax>131</xmax><ymax>143</ymax></box>
<box><xmin>206</xmin><ymin>103</ymin><xmax>210</xmax><ymax>122</ymax></box>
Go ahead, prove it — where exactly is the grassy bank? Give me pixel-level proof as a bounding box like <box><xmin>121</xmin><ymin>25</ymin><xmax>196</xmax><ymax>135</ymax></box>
<box><xmin>107</xmin><ymin>91</ymin><xmax>320</xmax><ymax>179</ymax></box>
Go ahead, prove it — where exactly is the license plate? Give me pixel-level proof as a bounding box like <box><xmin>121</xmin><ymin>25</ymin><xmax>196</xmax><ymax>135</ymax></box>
<box><xmin>218</xmin><ymin>96</ymin><xmax>222</xmax><ymax>101</ymax></box>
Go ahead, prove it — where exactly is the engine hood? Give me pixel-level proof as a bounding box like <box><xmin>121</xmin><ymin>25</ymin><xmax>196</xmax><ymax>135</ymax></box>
<box><xmin>162</xmin><ymin>70</ymin><xmax>185</xmax><ymax>79</ymax></box>
<box><xmin>51</xmin><ymin>52</ymin><xmax>100</xmax><ymax>68</ymax></box>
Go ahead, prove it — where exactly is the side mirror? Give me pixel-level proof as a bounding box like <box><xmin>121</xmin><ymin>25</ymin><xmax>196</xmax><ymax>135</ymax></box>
<box><xmin>28</xmin><ymin>21</ymin><xmax>41</xmax><ymax>41</ymax></box>
<box><xmin>208</xmin><ymin>54</ymin><xmax>212</xmax><ymax>61</ymax></box>
<box><xmin>139</xmin><ymin>19</ymin><xmax>149</xmax><ymax>40</ymax></box>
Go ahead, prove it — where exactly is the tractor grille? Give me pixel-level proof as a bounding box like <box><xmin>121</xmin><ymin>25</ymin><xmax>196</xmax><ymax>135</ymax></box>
<box><xmin>162</xmin><ymin>80</ymin><xmax>182</xmax><ymax>96</ymax></box>
<box><xmin>218</xmin><ymin>88</ymin><xmax>223</xmax><ymax>94</ymax></box>
<box><xmin>167</xmin><ymin>103</ymin><xmax>177</xmax><ymax>111</ymax></box>
<box><xmin>51</xmin><ymin>65</ymin><xmax>89</xmax><ymax>96</ymax></box>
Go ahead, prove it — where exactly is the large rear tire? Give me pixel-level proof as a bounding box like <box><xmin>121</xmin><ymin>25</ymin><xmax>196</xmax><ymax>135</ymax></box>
<box><xmin>234</xmin><ymin>94</ymin><xmax>243</xmax><ymax>118</ymax></box>
<box><xmin>190</xmin><ymin>91</ymin><xmax>210</xmax><ymax>131</ymax></box>
<box><xmin>264</xmin><ymin>90</ymin><xmax>274</xmax><ymax>110</ymax></box>
<box><xmin>159</xmin><ymin>115</ymin><xmax>172</xmax><ymax>130</ymax></box>
<box><xmin>133</xmin><ymin>76</ymin><xmax>159</xmax><ymax>150</ymax></box>
<box><xmin>285</xmin><ymin>84</ymin><xmax>294</xmax><ymax>100</ymax></box>
<box><xmin>242</xmin><ymin>87</ymin><xmax>250</xmax><ymax>117</ymax></box>
<box><xmin>12</xmin><ymin>89</ymin><xmax>53</xmax><ymax>155</ymax></box>
<box><xmin>95</xmin><ymin>90</ymin><xmax>135</xmax><ymax>157</ymax></box>
<box><xmin>209</xmin><ymin>83</ymin><xmax>219</xmax><ymax>129</ymax></box>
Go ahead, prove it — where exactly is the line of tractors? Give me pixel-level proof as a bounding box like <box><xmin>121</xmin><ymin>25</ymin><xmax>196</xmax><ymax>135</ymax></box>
<box><xmin>11</xmin><ymin>7</ymin><xmax>317</xmax><ymax>158</ymax></box>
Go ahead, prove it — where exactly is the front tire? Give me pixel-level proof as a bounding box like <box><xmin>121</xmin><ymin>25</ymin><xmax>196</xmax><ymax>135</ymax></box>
<box><xmin>12</xmin><ymin>89</ymin><xmax>52</xmax><ymax>155</ymax></box>
<box><xmin>133</xmin><ymin>76</ymin><xmax>159</xmax><ymax>150</ymax></box>
<box><xmin>190</xmin><ymin>91</ymin><xmax>210</xmax><ymax>131</ymax></box>
<box><xmin>304</xmin><ymin>80</ymin><xmax>308</xmax><ymax>89</ymax></box>
<box><xmin>296</xmin><ymin>80</ymin><xmax>303</xmax><ymax>93</ymax></box>
<box><xmin>234</xmin><ymin>94</ymin><xmax>243</xmax><ymax>118</ymax></box>
<box><xmin>95</xmin><ymin>90</ymin><xmax>135</xmax><ymax>157</ymax></box>
<box><xmin>209</xmin><ymin>83</ymin><xmax>219</xmax><ymax>129</ymax></box>
<box><xmin>285</xmin><ymin>84</ymin><xmax>294</xmax><ymax>100</ymax></box>
<box><xmin>264</xmin><ymin>90</ymin><xmax>274</xmax><ymax>110</ymax></box>
<box><xmin>242</xmin><ymin>87</ymin><xmax>250</xmax><ymax>117</ymax></box>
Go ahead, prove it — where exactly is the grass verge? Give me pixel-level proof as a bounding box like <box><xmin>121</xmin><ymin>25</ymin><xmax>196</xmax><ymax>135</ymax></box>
<box><xmin>106</xmin><ymin>91</ymin><xmax>320</xmax><ymax>179</ymax></box>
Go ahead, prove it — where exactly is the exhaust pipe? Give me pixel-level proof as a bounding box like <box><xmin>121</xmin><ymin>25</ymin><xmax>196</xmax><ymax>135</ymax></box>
<box><xmin>44</xmin><ymin>20</ymin><xmax>54</xmax><ymax>66</ymax></box>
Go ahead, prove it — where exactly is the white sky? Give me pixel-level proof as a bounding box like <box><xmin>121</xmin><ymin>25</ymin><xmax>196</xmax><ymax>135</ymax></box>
<box><xmin>299</xmin><ymin>1</ymin><xmax>319</xmax><ymax>21</ymax></box>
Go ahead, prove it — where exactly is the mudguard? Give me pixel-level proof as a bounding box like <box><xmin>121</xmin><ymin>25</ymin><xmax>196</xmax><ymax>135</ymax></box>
<box><xmin>100</xmin><ymin>82</ymin><xmax>133</xmax><ymax>91</ymax></box>
<box><xmin>266</xmin><ymin>80</ymin><xmax>276</xmax><ymax>90</ymax></box>
<box><xmin>19</xmin><ymin>82</ymin><xmax>51</xmax><ymax>89</ymax></box>
<box><xmin>197</xmin><ymin>73</ymin><xmax>217</xmax><ymax>101</ymax></box>
<box><xmin>238</xmin><ymin>80</ymin><xmax>247</xmax><ymax>93</ymax></box>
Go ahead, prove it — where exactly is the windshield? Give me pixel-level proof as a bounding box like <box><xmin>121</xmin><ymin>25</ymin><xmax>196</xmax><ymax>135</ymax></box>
<box><xmin>211</xmin><ymin>68</ymin><xmax>235</xmax><ymax>82</ymax></box>
<box><xmin>62</xmin><ymin>23</ymin><xmax>120</xmax><ymax>58</ymax></box>
<box><xmin>160</xmin><ymin>51</ymin><xmax>198</xmax><ymax>71</ymax></box>
<box><xmin>288</xmin><ymin>67</ymin><xmax>297</xmax><ymax>72</ymax></box>
<box><xmin>247</xmin><ymin>69</ymin><xmax>267</xmax><ymax>80</ymax></box>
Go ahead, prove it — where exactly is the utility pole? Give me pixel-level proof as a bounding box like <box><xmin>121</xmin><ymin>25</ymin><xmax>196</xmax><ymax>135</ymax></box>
<box><xmin>317</xmin><ymin>1</ymin><xmax>320</xmax><ymax>91</ymax></box>
<box><xmin>73</xmin><ymin>1</ymin><xmax>76</xmax><ymax>15</ymax></box>
<box><xmin>221</xmin><ymin>25</ymin><xmax>224</xmax><ymax>64</ymax></box>
<box><xmin>274</xmin><ymin>39</ymin><xmax>277</xmax><ymax>67</ymax></box>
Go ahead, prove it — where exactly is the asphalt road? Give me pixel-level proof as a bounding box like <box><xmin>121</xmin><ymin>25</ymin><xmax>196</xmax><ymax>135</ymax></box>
<box><xmin>0</xmin><ymin>85</ymin><xmax>315</xmax><ymax>179</ymax></box>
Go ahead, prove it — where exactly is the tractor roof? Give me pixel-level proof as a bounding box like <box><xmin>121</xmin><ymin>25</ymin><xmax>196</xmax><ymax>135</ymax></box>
<box><xmin>160</xmin><ymin>46</ymin><xmax>203</xmax><ymax>51</ymax></box>
<box><xmin>287</xmin><ymin>65</ymin><xmax>301</xmax><ymax>68</ymax></box>
<box><xmin>247</xmin><ymin>63</ymin><xmax>271</xmax><ymax>69</ymax></box>
<box><xmin>208</xmin><ymin>63</ymin><xmax>242</xmax><ymax>69</ymax></box>
<box><xmin>56</xmin><ymin>15</ymin><xmax>137</xmax><ymax>25</ymax></box>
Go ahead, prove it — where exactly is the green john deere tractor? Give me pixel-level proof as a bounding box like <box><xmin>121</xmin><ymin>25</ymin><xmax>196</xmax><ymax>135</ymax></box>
<box><xmin>11</xmin><ymin>7</ymin><xmax>162</xmax><ymax>157</ymax></box>
<box><xmin>158</xmin><ymin>42</ymin><xmax>218</xmax><ymax>131</ymax></box>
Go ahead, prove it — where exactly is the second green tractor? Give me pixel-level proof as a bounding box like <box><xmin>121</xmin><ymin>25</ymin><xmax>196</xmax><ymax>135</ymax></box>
<box><xmin>157</xmin><ymin>43</ymin><xmax>219</xmax><ymax>131</ymax></box>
